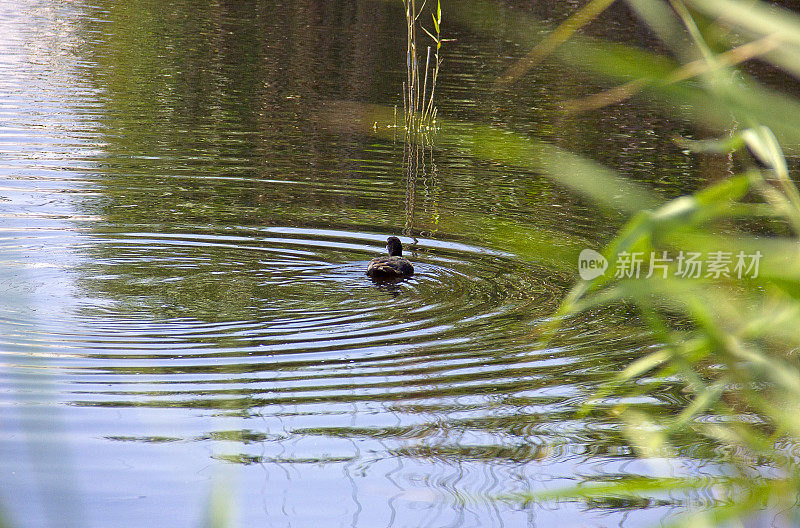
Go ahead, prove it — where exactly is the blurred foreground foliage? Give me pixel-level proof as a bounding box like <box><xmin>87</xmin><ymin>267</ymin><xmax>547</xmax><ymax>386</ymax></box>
<box><xmin>480</xmin><ymin>0</ymin><xmax>800</xmax><ymax>525</ymax></box>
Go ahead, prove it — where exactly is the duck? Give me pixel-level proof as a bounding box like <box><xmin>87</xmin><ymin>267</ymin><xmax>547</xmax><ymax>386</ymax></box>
<box><xmin>366</xmin><ymin>236</ymin><xmax>414</xmax><ymax>280</ymax></box>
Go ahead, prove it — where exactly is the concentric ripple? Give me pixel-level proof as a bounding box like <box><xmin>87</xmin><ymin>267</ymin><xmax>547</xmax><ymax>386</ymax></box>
<box><xmin>57</xmin><ymin>226</ymin><xmax>566</xmax><ymax>370</ymax></box>
<box><xmin>3</xmin><ymin>221</ymin><xmax>574</xmax><ymax>410</ymax></box>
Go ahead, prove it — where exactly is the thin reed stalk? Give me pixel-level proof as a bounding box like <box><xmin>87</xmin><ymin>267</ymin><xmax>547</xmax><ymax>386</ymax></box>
<box><xmin>401</xmin><ymin>0</ymin><xmax>443</xmax><ymax>135</ymax></box>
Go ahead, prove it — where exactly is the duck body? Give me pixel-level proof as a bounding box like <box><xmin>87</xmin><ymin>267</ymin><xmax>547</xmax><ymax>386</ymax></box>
<box><xmin>367</xmin><ymin>256</ymin><xmax>414</xmax><ymax>279</ymax></box>
<box><xmin>367</xmin><ymin>236</ymin><xmax>414</xmax><ymax>280</ymax></box>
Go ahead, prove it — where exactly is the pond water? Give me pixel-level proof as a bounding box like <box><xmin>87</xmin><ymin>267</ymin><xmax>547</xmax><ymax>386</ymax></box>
<box><xmin>1</xmin><ymin>1</ymin><xmax>717</xmax><ymax>527</ymax></box>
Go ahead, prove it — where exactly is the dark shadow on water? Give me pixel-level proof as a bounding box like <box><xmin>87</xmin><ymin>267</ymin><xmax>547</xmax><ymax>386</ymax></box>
<box><xmin>367</xmin><ymin>275</ymin><xmax>409</xmax><ymax>297</ymax></box>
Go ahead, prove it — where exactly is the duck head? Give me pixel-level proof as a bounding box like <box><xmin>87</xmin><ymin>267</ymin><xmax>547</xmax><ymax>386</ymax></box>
<box><xmin>386</xmin><ymin>236</ymin><xmax>403</xmax><ymax>257</ymax></box>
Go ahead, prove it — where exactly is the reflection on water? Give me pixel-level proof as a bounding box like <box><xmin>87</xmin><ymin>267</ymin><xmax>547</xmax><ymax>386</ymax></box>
<box><xmin>0</xmin><ymin>1</ymin><xmax>716</xmax><ymax>527</ymax></box>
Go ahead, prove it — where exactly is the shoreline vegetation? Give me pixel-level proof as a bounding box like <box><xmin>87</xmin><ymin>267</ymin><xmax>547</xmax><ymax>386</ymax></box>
<box><xmin>491</xmin><ymin>0</ymin><xmax>800</xmax><ymax>525</ymax></box>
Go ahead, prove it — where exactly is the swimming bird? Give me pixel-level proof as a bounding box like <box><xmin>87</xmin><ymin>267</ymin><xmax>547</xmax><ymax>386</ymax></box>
<box><xmin>366</xmin><ymin>236</ymin><xmax>414</xmax><ymax>280</ymax></box>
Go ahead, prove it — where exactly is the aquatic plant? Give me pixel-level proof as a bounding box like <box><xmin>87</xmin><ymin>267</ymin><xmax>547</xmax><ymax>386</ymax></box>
<box><xmin>401</xmin><ymin>0</ymin><xmax>442</xmax><ymax>134</ymax></box>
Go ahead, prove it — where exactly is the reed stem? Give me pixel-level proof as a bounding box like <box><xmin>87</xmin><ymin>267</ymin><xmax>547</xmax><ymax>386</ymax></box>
<box><xmin>402</xmin><ymin>0</ymin><xmax>442</xmax><ymax>135</ymax></box>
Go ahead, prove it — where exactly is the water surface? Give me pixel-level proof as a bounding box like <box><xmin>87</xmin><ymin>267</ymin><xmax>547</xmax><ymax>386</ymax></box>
<box><xmin>1</xmin><ymin>1</ymin><xmax>714</xmax><ymax>526</ymax></box>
